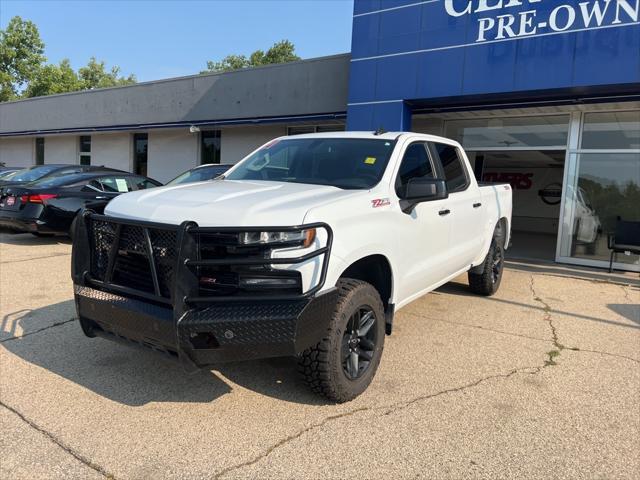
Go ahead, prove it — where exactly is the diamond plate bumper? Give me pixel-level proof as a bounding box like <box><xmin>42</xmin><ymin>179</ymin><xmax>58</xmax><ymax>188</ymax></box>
<box><xmin>75</xmin><ymin>284</ymin><xmax>338</xmax><ymax>366</ymax></box>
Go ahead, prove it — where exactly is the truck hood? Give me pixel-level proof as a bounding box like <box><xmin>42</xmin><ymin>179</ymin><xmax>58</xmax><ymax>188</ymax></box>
<box><xmin>104</xmin><ymin>180</ymin><xmax>358</xmax><ymax>227</ymax></box>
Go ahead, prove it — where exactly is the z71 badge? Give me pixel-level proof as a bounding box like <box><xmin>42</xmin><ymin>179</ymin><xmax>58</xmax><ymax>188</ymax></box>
<box><xmin>371</xmin><ymin>198</ymin><xmax>390</xmax><ymax>208</ymax></box>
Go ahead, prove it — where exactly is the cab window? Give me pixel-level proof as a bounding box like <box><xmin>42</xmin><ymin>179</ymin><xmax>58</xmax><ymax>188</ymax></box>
<box><xmin>395</xmin><ymin>142</ymin><xmax>435</xmax><ymax>198</ymax></box>
<box><xmin>429</xmin><ymin>143</ymin><xmax>469</xmax><ymax>192</ymax></box>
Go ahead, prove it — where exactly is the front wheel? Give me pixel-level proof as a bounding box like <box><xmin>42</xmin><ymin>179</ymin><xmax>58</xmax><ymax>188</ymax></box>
<box><xmin>298</xmin><ymin>279</ymin><xmax>385</xmax><ymax>403</ymax></box>
<box><xmin>468</xmin><ymin>239</ymin><xmax>504</xmax><ymax>296</ymax></box>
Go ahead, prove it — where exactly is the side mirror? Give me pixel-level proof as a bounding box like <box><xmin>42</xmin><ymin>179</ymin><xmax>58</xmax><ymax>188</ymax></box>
<box><xmin>401</xmin><ymin>178</ymin><xmax>448</xmax><ymax>214</ymax></box>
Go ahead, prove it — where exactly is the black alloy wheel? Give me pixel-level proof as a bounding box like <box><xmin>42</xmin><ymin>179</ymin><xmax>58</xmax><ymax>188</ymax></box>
<box><xmin>491</xmin><ymin>244</ymin><xmax>504</xmax><ymax>284</ymax></box>
<box><xmin>342</xmin><ymin>306</ymin><xmax>378</xmax><ymax>380</ymax></box>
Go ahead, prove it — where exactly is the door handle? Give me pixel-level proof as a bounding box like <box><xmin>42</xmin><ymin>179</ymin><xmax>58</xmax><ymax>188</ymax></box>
<box><xmin>95</xmin><ymin>196</ymin><xmax>108</xmax><ymax>200</ymax></box>
<box><xmin>438</xmin><ymin>209</ymin><xmax>451</xmax><ymax>216</ymax></box>
<box><xmin>473</xmin><ymin>202</ymin><xmax>482</xmax><ymax>208</ymax></box>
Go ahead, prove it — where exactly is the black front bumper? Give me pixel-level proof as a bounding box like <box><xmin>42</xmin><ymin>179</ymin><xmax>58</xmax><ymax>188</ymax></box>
<box><xmin>72</xmin><ymin>212</ymin><xmax>335</xmax><ymax>368</ymax></box>
<box><xmin>75</xmin><ymin>284</ymin><xmax>337</xmax><ymax>366</ymax></box>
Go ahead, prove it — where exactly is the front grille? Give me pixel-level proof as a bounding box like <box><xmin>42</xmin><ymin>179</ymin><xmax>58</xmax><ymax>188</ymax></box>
<box><xmin>87</xmin><ymin>217</ymin><xmax>303</xmax><ymax>302</ymax></box>
<box><xmin>89</xmin><ymin>220</ymin><xmax>177</xmax><ymax>299</ymax></box>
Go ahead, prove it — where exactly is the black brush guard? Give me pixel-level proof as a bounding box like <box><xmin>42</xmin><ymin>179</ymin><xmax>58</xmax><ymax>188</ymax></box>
<box><xmin>71</xmin><ymin>211</ymin><xmax>336</xmax><ymax>370</ymax></box>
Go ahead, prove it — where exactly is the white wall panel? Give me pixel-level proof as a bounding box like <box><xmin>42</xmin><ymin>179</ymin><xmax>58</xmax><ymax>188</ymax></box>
<box><xmin>92</xmin><ymin>133</ymin><xmax>131</xmax><ymax>172</ymax></box>
<box><xmin>220</xmin><ymin>125</ymin><xmax>285</xmax><ymax>164</ymax></box>
<box><xmin>148</xmin><ymin>129</ymin><xmax>198</xmax><ymax>183</ymax></box>
<box><xmin>44</xmin><ymin>136</ymin><xmax>77</xmax><ymax>164</ymax></box>
<box><xmin>0</xmin><ymin>137</ymin><xmax>33</xmax><ymax>166</ymax></box>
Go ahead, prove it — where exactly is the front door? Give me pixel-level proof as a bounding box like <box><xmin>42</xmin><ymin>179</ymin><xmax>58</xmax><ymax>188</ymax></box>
<box><xmin>393</xmin><ymin>141</ymin><xmax>452</xmax><ymax>302</ymax></box>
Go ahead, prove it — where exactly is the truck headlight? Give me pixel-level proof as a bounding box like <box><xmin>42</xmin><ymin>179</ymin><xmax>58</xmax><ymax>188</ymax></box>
<box><xmin>238</xmin><ymin>228</ymin><xmax>316</xmax><ymax>248</ymax></box>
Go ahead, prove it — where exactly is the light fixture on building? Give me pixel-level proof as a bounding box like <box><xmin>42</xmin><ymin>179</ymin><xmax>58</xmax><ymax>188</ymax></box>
<box><xmin>189</xmin><ymin>125</ymin><xmax>201</xmax><ymax>134</ymax></box>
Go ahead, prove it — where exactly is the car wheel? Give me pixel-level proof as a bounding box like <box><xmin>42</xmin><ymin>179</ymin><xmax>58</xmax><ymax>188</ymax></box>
<box><xmin>298</xmin><ymin>279</ymin><xmax>385</xmax><ymax>403</ymax></box>
<box><xmin>468</xmin><ymin>238</ymin><xmax>504</xmax><ymax>296</ymax></box>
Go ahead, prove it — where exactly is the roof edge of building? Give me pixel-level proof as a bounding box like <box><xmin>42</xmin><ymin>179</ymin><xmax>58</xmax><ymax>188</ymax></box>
<box><xmin>0</xmin><ymin>52</ymin><xmax>352</xmax><ymax>106</ymax></box>
<box><xmin>0</xmin><ymin>111</ymin><xmax>348</xmax><ymax>137</ymax></box>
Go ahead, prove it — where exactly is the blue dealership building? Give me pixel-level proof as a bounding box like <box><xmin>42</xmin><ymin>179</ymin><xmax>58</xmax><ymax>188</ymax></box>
<box><xmin>1</xmin><ymin>0</ymin><xmax>639</xmax><ymax>271</ymax></box>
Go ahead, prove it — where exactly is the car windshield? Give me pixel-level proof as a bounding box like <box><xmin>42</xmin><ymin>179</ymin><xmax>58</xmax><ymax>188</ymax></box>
<box><xmin>4</xmin><ymin>165</ymin><xmax>61</xmax><ymax>182</ymax></box>
<box><xmin>225</xmin><ymin>138</ymin><xmax>397</xmax><ymax>189</ymax></box>
<box><xmin>167</xmin><ymin>165</ymin><xmax>230</xmax><ymax>185</ymax></box>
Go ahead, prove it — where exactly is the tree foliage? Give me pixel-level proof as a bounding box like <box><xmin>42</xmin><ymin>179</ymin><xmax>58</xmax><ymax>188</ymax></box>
<box><xmin>203</xmin><ymin>39</ymin><xmax>301</xmax><ymax>73</ymax></box>
<box><xmin>0</xmin><ymin>16</ymin><xmax>45</xmax><ymax>101</ymax></box>
<box><xmin>78</xmin><ymin>57</ymin><xmax>136</xmax><ymax>90</ymax></box>
<box><xmin>0</xmin><ymin>16</ymin><xmax>136</xmax><ymax>101</ymax></box>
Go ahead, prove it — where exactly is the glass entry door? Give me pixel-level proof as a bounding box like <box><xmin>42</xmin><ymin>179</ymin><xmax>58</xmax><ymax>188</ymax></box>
<box><xmin>558</xmin><ymin>111</ymin><xmax>640</xmax><ymax>272</ymax></box>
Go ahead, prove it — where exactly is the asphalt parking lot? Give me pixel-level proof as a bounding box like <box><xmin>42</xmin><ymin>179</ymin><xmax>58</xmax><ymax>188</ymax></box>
<box><xmin>1</xmin><ymin>232</ymin><xmax>639</xmax><ymax>479</ymax></box>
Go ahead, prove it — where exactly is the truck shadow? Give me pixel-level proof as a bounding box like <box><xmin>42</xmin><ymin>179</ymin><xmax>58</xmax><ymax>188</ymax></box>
<box><xmin>1</xmin><ymin>300</ymin><xmax>329</xmax><ymax>407</ymax></box>
<box><xmin>0</xmin><ymin>231</ymin><xmax>71</xmax><ymax>246</ymax></box>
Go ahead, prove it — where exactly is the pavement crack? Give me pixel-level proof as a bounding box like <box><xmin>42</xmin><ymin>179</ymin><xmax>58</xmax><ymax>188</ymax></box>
<box><xmin>213</xmin><ymin>365</ymin><xmax>549</xmax><ymax>478</ymax></box>
<box><xmin>212</xmin><ymin>407</ymin><xmax>370</xmax><ymax>479</ymax></box>
<box><xmin>530</xmin><ymin>275</ymin><xmax>564</xmax><ymax>366</ymax></box>
<box><xmin>0</xmin><ymin>401</ymin><xmax>116</xmax><ymax>479</ymax></box>
<box><xmin>404</xmin><ymin>311</ymin><xmax>549</xmax><ymax>344</ymax></box>
<box><xmin>620</xmin><ymin>284</ymin><xmax>636</xmax><ymax>303</ymax></box>
<box><xmin>381</xmin><ymin>366</ymin><xmax>542</xmax><ymax>416</ymax></box>
<box><xmin>567</xmin><ymin>347</ymin><xmax>640</xmax><ymax>365</ymax></box>
<box><xmin>0</xmin><ymin>318</ymin><xmax>76</xmax><ymax>343</ymax></box>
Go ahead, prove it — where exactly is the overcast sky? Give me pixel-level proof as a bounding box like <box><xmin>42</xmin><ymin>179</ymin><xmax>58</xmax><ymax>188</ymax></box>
<box><xmin>1</xmin><ymin>0</ymin><xmax>355</xmax><ymax>82</ymax></box>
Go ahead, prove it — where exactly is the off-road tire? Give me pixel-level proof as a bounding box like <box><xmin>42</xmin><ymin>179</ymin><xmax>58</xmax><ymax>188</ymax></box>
<box><xmin>298</xmin><ymin>279</ymin><xmax>385</xmax><ymax>403</ymax></box>
<box><xmin>468</xmin><ymin>239</ymin><xmax>504</xmax><ymax>296</ymax></box>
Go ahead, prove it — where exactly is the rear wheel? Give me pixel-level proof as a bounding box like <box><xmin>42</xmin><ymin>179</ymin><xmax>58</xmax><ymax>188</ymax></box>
<box><xmin>298</xmin><ymin>279</ymin><xmax>385</xmax><ymax>403</ymax></box>
<box><xmin>468</xmin><ymin>238</ymin><xmax>504</xmax><ymax>296</ymax></box>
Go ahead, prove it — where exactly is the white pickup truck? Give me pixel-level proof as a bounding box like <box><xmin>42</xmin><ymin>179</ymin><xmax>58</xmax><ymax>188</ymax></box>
<box><xmin>71</xmin><ymin>132</ymin><xmax>512</xmax><ymax>402</ymax></box>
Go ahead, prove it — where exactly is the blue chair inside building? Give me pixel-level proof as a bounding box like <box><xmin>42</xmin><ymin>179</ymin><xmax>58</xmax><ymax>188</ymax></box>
<box><xmin>608</xmin><ymin>219</ymin><xmax>640</xmax><ymax>273</ymax></box>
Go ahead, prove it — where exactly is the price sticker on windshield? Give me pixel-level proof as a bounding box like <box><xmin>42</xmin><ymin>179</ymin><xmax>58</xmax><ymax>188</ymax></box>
<box><xmin>364</xmin><ymin>157</ymin><xmax>376</xmax><ymax>165</ymax></box>
<box><xmin>115</xmin><ymin>178</ymin><xmax>129</xmax><ymax>192</ymax></box>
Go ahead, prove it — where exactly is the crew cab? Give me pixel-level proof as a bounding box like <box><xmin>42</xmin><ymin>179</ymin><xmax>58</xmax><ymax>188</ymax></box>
<box><xmin>71</xmin><ymin>132</ymin><xmax>512</xmax><ymax>402</ymax></box>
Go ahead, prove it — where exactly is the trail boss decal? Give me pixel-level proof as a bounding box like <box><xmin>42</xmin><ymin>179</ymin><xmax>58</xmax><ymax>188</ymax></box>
<box><xmin>371</xmin><ymin>198</ymin><xmax>391</xmax><ymax>208</ymax></box>
<box><xmin>444</xmin><ymin>0</ymin><xmax>639</xmax><ymax>43</ymax></box>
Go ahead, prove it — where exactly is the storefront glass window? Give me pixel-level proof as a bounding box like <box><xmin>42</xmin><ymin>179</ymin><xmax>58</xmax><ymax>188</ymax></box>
<box><xmin>201</xmin><ymin>130</ymin><xmax>221</xmax><ymax>164</ymax></box>
<box><xmin>445</xmin><ymin>115</ymin><xmax>570</xmax><ymax>149</ymax></box>
<box><xmin>134</xmin><ymin>133</ymin><xmax>148</xmax><ymax>176</ymax></box>
<box><xmin>581</xmin><ymin>111</ymin><xmax>640</xmax><ymax>150</ymax></box>
<box><xmin>560</xmin><ymin>152</ymin><xmax>640</xmax><ymax>268</ymax></box>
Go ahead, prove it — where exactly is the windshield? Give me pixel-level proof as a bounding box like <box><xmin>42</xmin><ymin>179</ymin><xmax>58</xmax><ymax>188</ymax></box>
<box><xmin>167</xmin><ymin>165</ymin><xmax>230</xmax><ymax>185</ymax></box>
<box><xmin>225</xmin><ymin>138</ymin><xmax>397</xmax><ymax>189</ymax></box>
<box><xmin>4</xmin><ymin>165</ymin><xmax>61</xmax><ymax>182</ymax></box>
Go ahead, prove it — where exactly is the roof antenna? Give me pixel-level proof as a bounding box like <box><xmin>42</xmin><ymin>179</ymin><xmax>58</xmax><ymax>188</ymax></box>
<box><xmin>373</xmin><ymin>126</ymin><xmax>386</xmax><ymax>136</ymax></box>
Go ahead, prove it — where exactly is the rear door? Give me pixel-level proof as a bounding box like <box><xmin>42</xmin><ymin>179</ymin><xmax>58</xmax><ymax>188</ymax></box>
<box><xmin>393</xmin><ymin>141</ymin><xmax>452</xmax><ymax>300</ymax></box>
<box><xmin>83</xmin><ymin>175</ymin><xmax>133</xmax><ymax>212</ymax></box>
<box><xmin>429</xmin><ymin>142</ymin><xmax>484</xmax><ymax>270</ymax></box>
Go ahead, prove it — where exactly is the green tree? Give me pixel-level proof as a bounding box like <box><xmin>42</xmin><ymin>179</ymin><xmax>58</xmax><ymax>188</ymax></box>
<box><xmin>24</xmin><ymin>59</ymin><xmax>81</xmax><ymax>97</ymax></box>
<box><xmin>203</xmin><ymin>39</ymin><xmax>300</xmax><ymax>73</ymax></box>
<box><xmin>0</xmin><ymin>16</ymin><xmax>46</xmax><ymax>101</ymax></box>
<box><xmin>78</xmin><ymin>57</ymin><xmax>136</xmax><ymax>90</ymax></box>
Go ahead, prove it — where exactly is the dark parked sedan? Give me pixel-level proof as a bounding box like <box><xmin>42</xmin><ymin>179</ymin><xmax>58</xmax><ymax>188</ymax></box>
<box><xmin>0</xmin><ymin>167</ymin><xmax>23</xmax><ymax>179</ymax></box>
<box><xmin>0</xmin><ymin>164</ymin><xmax>123</xmax><ymax>188</ymax></box>
<box><xmin>0</xmin><ymin>172</ymin><xmax>161</xmax><ymax>236</ymax></box>
<box><xmin>166</xmin><ymin>163</ymin><xmax>233</xmax><ymax>185</ymax></box>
